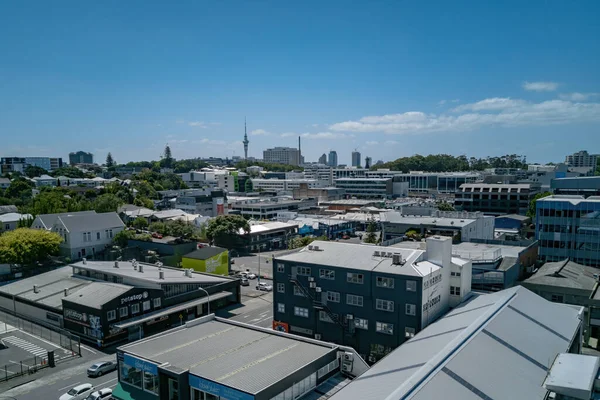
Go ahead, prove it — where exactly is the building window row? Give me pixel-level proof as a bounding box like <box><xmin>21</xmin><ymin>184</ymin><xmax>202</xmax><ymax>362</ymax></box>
<box><xmin>376</xmin><ymin>321</ymin><xmax>394</xmax><ymax>335</ymax></box>
<box><xmin>347</xmin><ymin>272</ymin><xmax>364</xmax><ymax>284</ymax></box>
<box><xmin>376</xmin><ymin>276</ymin><xmax>394</xmax><ymax>288</ymax></box>
<box><xmin>294</xmin><ymin>306</ymin><xmax>309</xmax><ymax>318</ymax></box>
<box><xmin>346</xmin><ymin>294</ymin><xmax>364</xmax><ymax>307</ymax></box>
<box><xmin>450</xmin><ymin>286</ymin><xmax>461</xmax><ymax>296</ymax></box>
<box><xmin>450</xmin><ymin>271</ymin><xmax>462</xmax><ymax>277</ymax></box>
<box><xmin>376</xmin><ymin>299</ymin><xmax>394</xmax><ymax>312</ymax></box>
<box><xmin>326</xmin><ymin>291</ymin><xmax>340</xmax><ymax>303</ymax></box>
<box><xmin>354</xmin><ymin>318</ymin><xmax>368</xmax><ymax>330</ymax></box>
<box><xmin>297</xmin><ymin>266</ymin><xmax>311</xmax><ymax>276</ymax></box>
<box><xmin>319</xmin><ymin>269</ymin><xmax>335</xmax><ymax>280</ymax></box>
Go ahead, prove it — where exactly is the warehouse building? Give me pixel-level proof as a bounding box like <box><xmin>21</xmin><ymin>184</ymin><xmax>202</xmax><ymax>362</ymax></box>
<box><xmin>181</xmin><ymin>246</ymin><xmax>230</xmax><ymax>276</ymax></box>
<box><xmin>113</xmin><ymin>315</ymin><xmax>368</xmax><ymax>400</ymax></box>
<box><xmin>0</xmin><ymin>260</ymin><xmax>240</xmax><ymax>347</ymax></box>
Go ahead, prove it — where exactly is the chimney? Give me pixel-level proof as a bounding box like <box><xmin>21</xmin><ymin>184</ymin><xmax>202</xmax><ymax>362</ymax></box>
<box><xmin>114</xmin><ymin>260</ymin><xmax>119</xmax><ymax>268</ymax></box>
<box><xmin>298</xmin><ymin>136</ymin><xmax>301</xmax><ymax>165</ymax></box>
<box><xmin>64</xmin><ymin>288</ymin><xmax>69</xmax><ymax>297</ymax></box>
<box><xmin>33</xmin><ymin>285</ymin><xmax>39</xmax><ymax>294</ymax></box>
<box><xmin>139</xmin><ymin>264</ymin><xmax>144</xmax><ymax>273</ymax></box>
<box><xmin>159</xmin><ymin>270</ymin><xmax>164</xmax><ymax>280</ymax></box>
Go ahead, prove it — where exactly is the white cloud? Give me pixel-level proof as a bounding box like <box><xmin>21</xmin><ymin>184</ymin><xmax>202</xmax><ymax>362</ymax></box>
<box><xmin>301</xmin><ymin>132</ymin><xmax>350</xmax><ymax>139</ymax></box>
<box><xmin>188</xmin><ymin>121</ymin><xmax>207</xmax><ymax>128</ymax></box>
<box><xmin>366</xmin><ymin>141</ymin><xmax>379</xmax><ymax>145</ymax></box>
<box><xmin>559</xmin><ymin>92</ymin><xmax>599</xmax><ymax>102</ymax></box>
<box><xmin>280</xmin><ymin>132</ymin><xmax>295</xmax><ymax>137</ymax></box>
<box><xmin>329</xmin><ymin>97</ymin><xmax>600</xmax><ymax>135</ymax></box>
<box><xmin>251</xmin><ymin>129</ymin><xmax>270</xmax><ymax>136</ymax></box>
<box><xmin>438</xmin><ymin>100</ymin><xmax>447</xmax><ymax>105</ymax></box>
<box><xmin>523</xmin><ymin>81</ymin><xmax>559</xmax><ymax>92</ymax></box>
<box><xmin>385</xmin><ymin>140</ymin><xmax>399</xmax><ymax>145</ymax></box>
<box><xmin>451</xmin><ymin>99</ymin><xmax>460</xmax><ymax>103</ymax></box>
<box><xmin>197</xmin><ymin>138</ymin><xmax>227</xmax><ymax>145</ymax></box>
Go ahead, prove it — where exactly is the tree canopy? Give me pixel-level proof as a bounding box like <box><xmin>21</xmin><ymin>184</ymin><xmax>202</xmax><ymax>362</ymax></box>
<box><xmin>161</xmin><ymin>145</ymin><xmax>174</xmax><ymax>169</ymax></box>
<box><xmin>149</xmin><ymin>219</ymin><xmax>201</xmax><ymax>239</ymax></box>
<box><xmin>437</xmin><ymin>201</ymin><xmax>455</xmax><ymax>211</ymax></box>
<box><xmin>106</xmin><ymin>152</ymin><xmax>115</xmax><ymax>167</ymax></box>
<box><xmin>206</xmin><ymin>215</ymin><xmax>250</xmax><ymax>249</ymax></box>
<box><xmin>527</xmin><ymin>191</ymin><xmax>552</xmax><ymax>219</ymax></box>
<box><xmin>49</xmin><ymin>166</ymin><xmax>87</xmax><ymax>178</ymax></box>
<box><xmin>374</xmin><ymin>154</ymin><xmax>527</xmax><ymax>172</ymax></box>
<box><xmin>0</xmin><ymin>228</ymin><xmax>63</xmax><ymax>265</ymax></box>
<box><xmin>363</xmin><ymin>221</ymin><xmax>378</xmax><ymax>244</ymax></box>
<box><xmin>25</xmin><ymin>165</ymin><xmax>48</xmax><ymax>178</ymax></box>
<box><xmin>93</xmin><ymin>193</ymin><xmax>123</xmax><ymax>213</ymax></box>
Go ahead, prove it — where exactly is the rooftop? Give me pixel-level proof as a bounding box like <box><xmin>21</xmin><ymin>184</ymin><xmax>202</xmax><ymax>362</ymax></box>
<box><xmin>523</xmin><ymin>259</ymin><xmax>598</xmax><ymax>292</ymax></box>
<box><xmin>58</xmin><ymin>211</ymin><xmax>125</xmax><ymax>232</ymax></box>
<box><xmin>538</xmin><ymin>195</ymin><xmax>600</xmax><ymax>205</ymax></box>
<box><xmin>329</xmin><ymin>286</ymin><xmax>583</xmax><ymax>400</ymax></box>
<box><xmin>35</xmin><ymin>210</ymin><xmax>96</xmax><ymax>229</ymax></box>
<box><xmin>121</xmin><ymin>317</ymin><xmax>338</xmax><ymax>395</ymax></box>
<box><xmin>183</xmin><ymin>246</ymin><xmax>227</xmax><ymax>260</ymax></box>
<box><xmin>242</xmin><ymin>221</ymin><xmax>297</xmax><ymax>235</ymax></box>
<box><xmin>495</xmin><ymin>213</ymin><xmax>531</xmax><ymax>221</ymax></box>
<box><xmin>63</xmin><ymin>282</ymin><xmax>133</xmax><ymax>309</ymax></box>
<box><xmin>381</xmin><ymin>211</ymin><xmax>475</xmax><ymax>227</ymax></box>
<box><xmin>320</xmin><ymin>199</ymin><xmax>380</xmax><ymax>205</ymax></box>
<box><xmin>544</xmin><ymin>353</ymin><xmax>599</xmax><ymax>398</ymax></box>
<box><xmin>0</xmin><ymin>212</ymin><xmax>32</xmax><ymax>223</ymax></box>
<box><xmin>277</xmin><ymin>240</ymin><xmax>433</xmax><ymax>277</ymax></box>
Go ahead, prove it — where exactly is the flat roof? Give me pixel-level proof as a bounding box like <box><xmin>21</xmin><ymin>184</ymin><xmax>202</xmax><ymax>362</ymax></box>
<box><xmin>330</xmin><ymin>286</ymin><xmax>582</xmax><ymax>400</ymax></box>
<box><xmin>277</xmin><ymin>241</ymin><xmax>432</xmax><ymax>277</ymax></box>
<box><xmin>71</xmin><ymin>260</ymin><xmax>228</xmax><ymax>285</ymax></box>
<box><xmin>524</xmin><ymin>259</ymin><xmax>597</xmax><ymax>291</ymax></box>
<box><xmin>320</xmin><ymin>199</ymin><xmax>379</xmax><ymax>205</ymax></box>
<box><xmin>452</xmin><ymin>241</ymin><xmax>527</xmax><ymax>259</ymax></box>
<box><xmin>63</xmin><ymin>282</ymin><xmax>133</xmax><ymax>309</ymax></box>
<box><xmin>544</xmin><ymin>354</ymin><xmax>599</xmax><ymax>396</ymax></box>
<box><xmin>183</xmin><ymin>246</ymin><xmax>227</xmax><ymax>260</ymax></box>
<box><xmin>381</xmin><ymin>212</ymin><xmax>475</xmax><ymax>227</ymax></box>
<box><xmin>242</xmin><ymin>221</ymin><xmax>297</xmax><ymax>235</ymax></box>
<box><xmin>121</xmin><ymin>317</ymin><xmax>337</xmax><ymax>395</ymax></box>
<box><xmin>538</xmin><ymin>195</ymin><xmax>600</xmax><ymax>205</ymax></box>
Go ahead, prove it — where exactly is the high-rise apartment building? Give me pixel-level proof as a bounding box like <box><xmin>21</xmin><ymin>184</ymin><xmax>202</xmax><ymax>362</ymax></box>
<box><xmin>318</xmin><ymin>153</ymin><xmax>327</xmax><ymax>164</ymax></box>
<box><xmin>0</xmin><ymin>157</ymin><xmax>63</xmax><ymax>173</ymax></box>
<box><xmin>328</xmin><ymin>151</ymin><xmax>338</xmax><ymax>167</ymax></box>
<box><xmin>565</xmin><ymin>150</ymin><xmax>599</xmax><ymax>168</ymax></box>
<box><xmin>536</xmin><ymin>195</ymin><xmax>600</xmax><ymax>267</ymax></box>
<box><xmin>351</xmin><ymin>151</ymin><xmax>361</xmax><ymax>167</ymax></box>
<box><xmin>69</xmin><ymin>151</ymin><xmax>94</xmax><ymax>165</ymax></box>
<box><xmin>263</xmin><ymin>147</ymin><xmax>300</xmax><ymax>166</ymax></box>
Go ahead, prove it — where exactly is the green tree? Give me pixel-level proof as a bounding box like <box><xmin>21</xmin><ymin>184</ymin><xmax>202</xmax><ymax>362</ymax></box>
<box><xmin>206</xmin><ymin>215</ymin><xmax>250</xmax><ymax>249</ymax></box>
<box><xmin>162</xmin><ymin>145</ymin><xmax>174</xmax><ymax>168</ymax></box>
<box><xmin>49</xmin><ymin>166</ymin><xmax>85</xmax><ymax>178</ymax></box>
<box><xmin>437</xmin><ymin>201</ymin><xmax>455</xmax><ymax>211</ymax></box>
<box><xmin>93</xmin><ymin>194</ymin><xmax>123</xmax><ymax>213</ymax></box>
<box><xmin>113</xmin><ymin>230</ymin><xmax>134</xmax><ymax>247</ymax></box>
<box><xmin>5</xmin><ymin>179</ymin><xmax>34</xmax><ymax>200</ymax></box>
<box><xmin>106</xmin><ymin>152</ymin><xmax>115</xmax><ymax>167</ymax></box>
<box><xmin>527</xmin><ymin>191</ymin><xmax>552</xmax><ymax>219</ymax></box>
<box><xmin>24</xmin><ymin>165</ymin><xmax>48</xmax><ymax>178</ymax></box>
<box><xmin>364</xmin><ymin>221</ymin><xmax>378</xmax><ymax>244</ymax></box>
<box><xmin>133</xmin><ymin>196</ymin><xmax>155</xmax><ymax>209</ymax></box>
<box><xmin>0</xmin><ymin>228</ymin><xmax>63</xmax><ymax>265</ymax></box>
<box><xmin>132</xmin><ymin>217</ymin><xmax>149</xmax><ymax>230</ymax></box>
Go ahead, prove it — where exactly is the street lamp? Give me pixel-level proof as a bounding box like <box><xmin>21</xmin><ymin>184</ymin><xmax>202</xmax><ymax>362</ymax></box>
<box><xmin>198</xmin><ymin>287</ymin><xmax>211</xmax><ymax>315</ymax></box>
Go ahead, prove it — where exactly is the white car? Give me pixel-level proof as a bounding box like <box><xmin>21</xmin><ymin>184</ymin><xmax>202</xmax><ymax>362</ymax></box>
<box><xmin>60</xmin><ymin>383</ymin><xmax>95</xmax><ymax>400</ymax></box>
<box><xmin>85</xmin><ymin>388</ymin><xmax>113</xmax><ymax>400</ymax></box>
<box><xmin>256</xmin><ymin>282</ymin><xmax>273</xmax><ymax>292</ymax></box>
<box><xmin>246</xmin><ymin>272</ymin><xmax>257</xmax><ymax>279</ymax></box>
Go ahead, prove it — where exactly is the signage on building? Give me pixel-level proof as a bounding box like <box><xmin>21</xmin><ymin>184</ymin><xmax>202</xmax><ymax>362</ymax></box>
<box><xmin>272</xmin><ymin>321</ymin><xmax>289</xmax><ymax>333</ymax></box>
<box><xmin>290</xmin><ymin>325</ymin><xmax>313</xmax><ymax>335</ymax></box>
<box><xmin>121</xmin><ymin>291</ymin><xmax>148</xmax><ymax>305</ymax></box>
<box><xmin>64</xmin><ymin>309</ymin><xmax>88</xmax><ymax>323</ymax></box>
<box><xmin>216</xmin><ymin>198</ymin><xmax>225</xmax><ymax>216</ymax></box>
<box><xmin>189</xmin><ymin>375</ymin><xmax>254</xmax><ymax>400</ymax></box>
<box><xmin>123</xmin><ymin>353</ymin><xmax>158</xmax><ymax>375</ymax></box>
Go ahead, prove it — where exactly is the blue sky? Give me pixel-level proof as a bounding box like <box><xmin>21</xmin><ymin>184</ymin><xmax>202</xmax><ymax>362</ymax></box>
<box><xmin>1</xmin><ymin>1</ymin><xmax>599</xmax><ymax>165</ymax></box>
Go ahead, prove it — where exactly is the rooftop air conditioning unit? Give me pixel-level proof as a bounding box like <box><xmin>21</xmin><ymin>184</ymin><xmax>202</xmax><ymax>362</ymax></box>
<box><xmin>346</xmin><ymin>314</ymin><xmax>354</xmax><ymax>320</ymax></box>
<box><xmin>159</xmin><ymin>271</ymin><xmax>165</xmax><ymax>280</ymax></box>
<box><xmin>114</xmin><ymin>261</ymin><xmax>119</xmax><ymax>268</ymax></box>
<box><xmin>315</xmin><ymin>287</ymin><xmax>322</xmax><ymax>293</ymax></box>
<box><xmin>64</xmin><ymin>288</ymin><xmax>69</xmax><ymax>297</ymax></box>
<box><xmin>313</xmin><ymin>245</ymin><xmax>320</xmax><ymax>251</ymax></box>
<box><xmin>392</xmin><ymin>254</ymin><xmax>402</xmax><ymax>265</ymax></box>
<box><xmin>308</xmin><ymin>245</ymin><xmax>314</xmax><ymax>250</ymax></box>
<box><xmin>33</xmin><ymin>285</ymin><xmax>39</xmax><ymax>294</ymax></box>
<box><xmin>373</xmin><ymin>251</ymin><xmax>380</xmax><ymax>257</ymax></box>
<box><xmin>139</xmin><ymin>264</ymin><xmax>144</xmax><ymax>273</ymax></box>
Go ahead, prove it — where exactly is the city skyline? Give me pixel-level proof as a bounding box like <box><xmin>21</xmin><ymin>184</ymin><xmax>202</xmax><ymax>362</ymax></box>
<box><xmin>1</xmin><ymin>1</ymin><xmax>599</xmax><ymax>165</ymax></box>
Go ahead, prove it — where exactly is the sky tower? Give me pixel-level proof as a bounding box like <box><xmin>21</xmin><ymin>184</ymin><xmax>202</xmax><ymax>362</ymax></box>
<box><xmin>243</xmin><ymin>118</ymin><xmax>249</xmax><ymax>159</ymax></box>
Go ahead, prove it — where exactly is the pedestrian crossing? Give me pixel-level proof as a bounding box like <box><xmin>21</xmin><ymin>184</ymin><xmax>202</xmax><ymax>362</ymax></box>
<box><xmin>1</xmin><ymin>335</ymin><xmax>48</xmax><ymax>358</ymax></box>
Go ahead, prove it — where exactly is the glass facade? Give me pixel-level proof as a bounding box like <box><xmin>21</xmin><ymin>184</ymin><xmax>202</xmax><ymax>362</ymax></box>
<box><xmin>536</xmin><ymin>197</ymin><xmax>600</xmax><ymax>267</ymax></box>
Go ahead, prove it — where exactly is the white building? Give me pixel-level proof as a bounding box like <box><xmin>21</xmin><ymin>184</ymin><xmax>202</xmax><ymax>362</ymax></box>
<box><xmin>566</xmin><ymin>150</ymin><xmax>599</xmax><ymax>169</ymax></box>
<box><xmin>251</xmin><ymin>178</ymin><xmax>326</xmax><ymax>192</ymax></box>
<box><xmin>303</xmin><ymin>164</ymin><xmax>333</xmax><ymax>185</ymax></box>
<box><xmin>32</xmin><ymin>211</ymin><xmax>125</xmax><ymax>260</ymax></box>
<box><xmin>263</xmin><ymin>147</ymin><xmax>300</xmax><ymax>166</ymax></box>
<box><xmin>0</xmin><ymin>212</ymin><xmax>33</xmax><ymax>233</ymax></box>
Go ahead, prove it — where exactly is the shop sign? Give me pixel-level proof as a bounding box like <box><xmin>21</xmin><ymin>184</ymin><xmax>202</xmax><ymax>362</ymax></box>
<box><xmin>121</xmin><ymin>291</ymin><xmax>148</xmax><ymax>305</ymax></box>
<box><xmin>189</xmin><ymin>375</ymin><xmax>254</xmax><ymax>400</ymax></box>
<box><xmin>64</xmin><ymin>309</ymin><xmax>87</xmax><ymax>323</ymax></box>
<box><xmin>123</xmin><ymin>353</ymin><xmax>158</xmax><ymax>375</ymax></box>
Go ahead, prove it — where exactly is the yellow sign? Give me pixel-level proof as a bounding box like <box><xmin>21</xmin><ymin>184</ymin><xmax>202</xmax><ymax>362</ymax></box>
<box><xmin>182</xmin><ymin>251</ymin><xmax>229</xmax><ymax>276</ymax></box>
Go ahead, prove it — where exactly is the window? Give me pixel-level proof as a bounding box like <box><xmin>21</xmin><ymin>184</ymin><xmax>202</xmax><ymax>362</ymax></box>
<box><xmin>120</xmin><ymin>307</ymin><xmax>128</xmax><ymax>318</ymax></box>
<box><xmin>319</xmin><ymin>311</ymin><xmax>337</xmax><ymax>323</ymax></box>
<box><xmin>326</xmin><ymin>291</ymin><xmax>340</xmax><ymax>303</ymax></box>
<box><xmin>451</xmin><ymin>271</ymin><xmax>462</xmax><ymax>277</ymax></box>
<box><xmin>346</xmin><ymin>294</ymin><xmax>363</xmax><ymax>307</ymax></box>
<box><xmin>131</xmin><ymin>303</ymin><xmax>140</xmax><ymax>314</ymax></box>
<box><xmin>405</xmin><ymin>304</ymin><xmax>416</xmax><ymax>316</ymax></box>
<box><xmin>294</xmin><ymin>306</ymin><xmax>309</xmax><ymax>318</ymax></box>
<box><xmin>376</xmin><ymin>299</ymin><xmax>394</xmax><ymax>312</ymax></box>
<box><xmin>293</xmin><ymin>286</ymin><xmax>306</xmax><ymax>297</ymax></box>
<box><xmin>107</xmin><ymin>310</ymin><xmax>116</xmax><ymax>321</ymax></box>
<box><xmin>278</xmin><ymin>303</ymin><xmax>285</xmax><ymax>313</ymax></box>
<box><xmin>120</xmin><ymin>360</ymin><xmax>142</xmax><ymax>388</ymax></box>
<box><xmin>168</xmin><ymin>379</ymin><xmax>178</xmax><ymax>400</ymax></box>
<box><xmin>297</xmin><ymin>266</ymin><xmax>311</xmax><ymax>276</ymax></box>
<box><xmin>277</xmin><ymin>263</ymin><xmax>285</xmax><ymax>273</ymax></box>
<box><xmin>405</xmin><ymin>327</ymin><xmax>416</xmax><ymax>338</ymax></box>
<box><xmin>406</xmin><ymin>280</ymin><xmax>417</xmax><ymax>292</ymax></box>
<box><xmin>83</xmin><ymin>232</ymin><xmax>87</xmax><ymax>242</ymax></box>
<box><xmin>109</xmin><ymin>229</ymin><xmax>113</xmax><ymax>238</ymax></box>
<box><xmin>143</xmin><ymin>300</ymin><xmax>151</xmax><ymax>312</ymax></box>
<box><xmin>450</xmin><ymin>286</ymin><xmax>461</xmax><ymax>296</ymax></box>
<box><xmin>354</xmin><ymin>318</ymin><xmax>368</xmax><ymax>330</ymax></box>
<box><xmin>153</xmin><ymin>298</ymin><xmax>161</xmax><ymax>308</ymax></box>
<box><xmin>277</xmin><ymin>283</ymin><xmax>285</xmax><ymax>293</ymax></box>
<box><xmin>143</xmin><ymin>371</ymin><xmax>159</xmax><ymax>394</ymax></box>
<box><xmin>376</xmin><ymin>276</ymin><xmax>394</xmax><ymax>288</ymax></box>
<box><xmin>96</xmin><ymin>232</ymin><xmax>100</xmax><ymax>240</ymax></box>
<box><xmin>376</xmin><ymin>322</ymin><xmax>394</xmax><ymax>335</ymax></box>
<box><xmin>320</xmin><ymin>269</ymin><xmax>335</xmax><ymax>280</ymax></box>
<box><xmin>551</xmin><ymin>294</ymin><xmax>564</xmax><ymax>303</ymax></box>
<box><xmin>347</xmin><ymin>272</ymin><xmax>364</xmax><ymax>284</ymax></box>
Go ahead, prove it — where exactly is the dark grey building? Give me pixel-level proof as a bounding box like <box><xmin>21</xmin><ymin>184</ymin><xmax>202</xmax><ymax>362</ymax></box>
<box><xmin>455</xmin><ymin>183</ymin><xmax>541</xmax><ymax>216</ymax></box>
<box><xmin>69</xmin><ymin>151</ymin><xmax>94</xmax><ymax>165</ymax></box>
<box><xmin>552</xmin><ymin>176</ymin><xmax>600</xmax><ymax>197</ymax></box>
<box><xmin>112</xmin><ymin>315</ymin><xmax>368</xmax><ymax>400</ymax></box>
<box><xmin>273</xmin><ymin>237</ymin><xmax>463</xmax><ymax>364</ymax></box>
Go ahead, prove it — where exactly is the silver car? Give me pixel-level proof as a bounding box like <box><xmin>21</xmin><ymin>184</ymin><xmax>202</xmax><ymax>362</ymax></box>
<box><xmin>87</xmin><ymin>361</ymin><xmax>117</xmax><ymax>377</ymax></box>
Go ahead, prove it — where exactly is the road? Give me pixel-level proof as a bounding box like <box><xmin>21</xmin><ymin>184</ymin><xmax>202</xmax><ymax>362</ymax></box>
<box><xmin>232</xmin><ymin>247</ymin><xmax>302</xmax><ymax>280</ymax></box>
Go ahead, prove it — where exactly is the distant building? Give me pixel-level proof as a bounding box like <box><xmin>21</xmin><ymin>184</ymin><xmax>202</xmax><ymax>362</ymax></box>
<box><xmin>250</xmin><ymin>178</ymin><xmax>325</xmax><ymax>193</ymax></box>
<box><xmin>455</xmin><ymin>183</ymin><xmax>541</xmax><ymax>215</ymax></box>
<box><xmin>328</xmin><ymin>150</ymin><xmax>338</xmax><ymax>167</ymax></box>
<box><xmin>273</xmin><ymin>237</ymin><xmax>472</xmax><ymax>362</ymax></box>
<box><xmin>536</xmin><ymin>195</ymin><xmax>600</xmax><ymax>267</ymax></box>
<box><xmin>0</xmin><ymin>156</ymin><xmax>63</xmax><ymax>173</ymax></box>
<box><xmin>364</xmin><ymin>156</ymin><xmax>372</xmax><ymax>169</ymax></box>
<box><xmin>239</xmin><ymin>221</ymin><xmax>298</xmax><ymax>252</ymax></box>
<box><xmin>292</xmin><ymin>183</ymin><xmax>345</xmax><ymax>203</ymax></box>
<box><xmin>351</xmin><ymin>151</ymin><xmax>361</xmax><ymax>167</ymax></box>
<box><xmin>552</xmin><ymin>176</ymin><xmax>600</xmax><ymax>197</ymax></box>
<box><xmin>334</xmin><ymin>177</ymin><xmax>409</xmax><ymax>199</ymax></box>
<box><xmin>303</xmin><ymin>164</ymin><xmax>333</xmax><ymax>185</ymax></box>
<box><xmin>181</xmin><ymin>246</ymin><xmax>229</xmax><ymax>276</ymax></box>
<box><xmin>0</xmin><ymin>212</ymin><xmax>32</xmax><ymax>233</ymax></box>
<box><xmin>263</xmin><ymin>147</ymin><xmax>300</xmax><ymax>166</ymax></box>
<box><xmin>0</xmin><ymin>177</ymin><xmax>10</xmax><ymax>189</ymax></box>
<box><xmin>230</xmin><ymin>198</ymin><xmax>316</xmax><ymax>220</ymax></box>
<box><xmin>174</xmin><ymin>188</ymin><xmax>227</xmax><ymax>217</ymax></box>
<box><xmin>565</xmin><ymin>150</ymin><xmax>599</xmax><ymax>169</ymax></box>
<box><xmin>318</xmin><ymin>153</ymin><xmax>327</xmax><ymax>164</ymax></box>
<box><xmin>69</xmin><ymin>151</ymin><xmax>94</xmax><ymax>165</ymax></box>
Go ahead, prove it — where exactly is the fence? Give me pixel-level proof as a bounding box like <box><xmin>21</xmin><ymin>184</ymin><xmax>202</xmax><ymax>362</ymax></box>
<box><xmin>0</xmin><ymin>354</ymin><xmax>49</xmax><ymax>383</ymax></box>
<box><xmin>0</xmin><ymin>308</ymin><xmax>81</xmax><ymax>356</ymax></box>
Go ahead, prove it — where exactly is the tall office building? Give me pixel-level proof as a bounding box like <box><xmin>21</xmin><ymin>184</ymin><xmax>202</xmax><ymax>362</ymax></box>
<box><xmin>365</xmin><ymin>156</ymin><xmax>372</xmax><ymax>169</ymax></box>
<box><xmin>565</xmin><ymin>150</ymin><xmax>599</xmax><ymax>168</ymax></box>
<box><xmin>351</xmin><ymin>151</ymin><xmax>361</xmax><ymax>167</ymax></box>
<box><xmin>328</xmin><ymin>151</ymin><xmax>338</xmax><ymax>167</ymax></box>
<box><xmin>263</xmin><ymin>147</ymin><xmax>300</xmax><ymax>166</ymax></box>
<box><xmin>318</xmin><ymin>153</ymin><xmax>327</xmax><ymax>164</ymax></box>
<box><xmin>69</xmin><ymin>151</ymin><xmax>94</xmax><ymax>165</ymax></box>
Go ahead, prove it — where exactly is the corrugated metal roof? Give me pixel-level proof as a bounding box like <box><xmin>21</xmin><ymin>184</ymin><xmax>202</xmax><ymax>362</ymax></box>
<box><xmin>277</xmin><ymin>241</ymin><xmax>428</xmax><ymax>277</ymax></box>
<box><xmin>63</xmin><ymin>282</ymin><xmax>133</xmax><ymax>309</ymax></box>
<box><xmin>329</xmin><ymin>286</ymin><xmax>582</xmax><ymax>400</ymax></box>
<box><xmin>123</xmin><ymin>319</ymin><xmax>336</xmax><ymax>395</ymax></box>
<box><xmin>58</xmin><ymin>212</ymin><xmax>125</xmax><ymax>232</ymax></box>
<box><xmin>381</xmin><ymin>212</ymin><xmax>475</xmax><ymax>227</ymax></box>
<box><xmin>523</xmin><ymin>259</ymin><xmax>597</xmax><ymax>291</ymax></box>
<box><xmin>36</xmin><ymin>210</ymin><xmax>96</xmax><ymax>229</ymax></box>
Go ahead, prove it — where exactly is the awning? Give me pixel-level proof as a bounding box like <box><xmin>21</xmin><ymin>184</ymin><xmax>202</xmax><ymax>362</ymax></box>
<box><xmin>114</xmin><ymin>291</ymin><xmax>233</xmax><ymax>329</ymax></box>
<box><xmin>111</xmin><ymin>383</ymin><xmax>135</xmax><ymax>400</ymax></box>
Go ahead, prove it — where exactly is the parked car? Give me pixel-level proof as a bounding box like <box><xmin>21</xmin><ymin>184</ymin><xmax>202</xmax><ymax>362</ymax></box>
<box><xmin>246</xmin><ymin>272</ymin><xmax>257</xmax><ymax>279</ymax></box>
<box><xmin>87</xmin><ymin>361</ymin><xmax>117</xmax><ymax>377</ymax></box>
<box><xmin>240</xmin><ymin>277</ymin><xmax>249</xmax><ymax>286</ymax></box>
<box><xmin>256</xmin><ymin>282</ymin><xmax>273</xmax><ymax>292</ymax></box>
<box><xmin>152</xmin><ymin>232</ymin><xmax>163</xmax><ymax>239</ymax></box>
<box><xmin>85</xmin><ymin>388</ymin><xmax>113</xmax><ymax>400</ymax></box>
<box><xmin>60</xmin><ymin>383</ymin><xmax>95</xmax><ymax>400</ymax></box>
<box><xmin>342</xmin><ymin>235</ymin><xmax>350</xmax><ymax>240</ymax></box>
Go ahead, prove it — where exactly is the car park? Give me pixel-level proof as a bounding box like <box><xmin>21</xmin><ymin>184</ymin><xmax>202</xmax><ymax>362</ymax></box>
<box><xmin>85</xmin><ymin>388</ymin><xmax>113</xmax><ymax>400</ymax></box>
<box><xmin>60</xmin><ymin>383</ymin><xmax>95</xmax><ymax>400</ymax></box>
<box><xmin>87</xmin><ymin>361</ymin><xmax>117</xmax><ymax>377</ymax></box>
<box><xmin>256</xmin><ymin>282</ymin><xmax>273</xmax><ymax>292</ymax></box>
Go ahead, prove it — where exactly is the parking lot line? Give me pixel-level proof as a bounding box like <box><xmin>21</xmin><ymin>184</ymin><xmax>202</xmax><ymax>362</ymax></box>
<box><xmin>9</xmin><ymin>359</ymin><xmax>31</xmax><ymax>367</ymax></box>
<box><xmin>18</xmin><ymin>329</ymin><xmax>61</xmax><ymax>349</ymax></box>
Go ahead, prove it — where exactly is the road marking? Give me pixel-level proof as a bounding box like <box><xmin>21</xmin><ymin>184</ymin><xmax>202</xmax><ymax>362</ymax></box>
<box><xmin>18</xmin><ymin>329</ymin><xmax>61</xmax><ymax>349</ymax></box>
<box><xmin>80</xmin><ymin>344</ymin><xmax>97</xmax><ymax>354</ymax></box>
<box><xmin>96</xmin><ymin>377</ymin><xmax>118</xmax><ymax>387</ymax></box>
<box><xmin>2</xmin><ymin>336</ymin><xmax>48</xmax><ymax>357</ymax></box>
<box><xmin>58</xmin><ymin>382</ymin><xmax>80</xmax><ymax>392</ymax></box>
<box><xmin>242</xmin><ymin>315</ymin><xmax>249</xmax><ymax>318</ymax></box>
<box><xmin>9</xmin><ymin>359</ymin><xmax>31</xmax><ymax>367</ymax></box>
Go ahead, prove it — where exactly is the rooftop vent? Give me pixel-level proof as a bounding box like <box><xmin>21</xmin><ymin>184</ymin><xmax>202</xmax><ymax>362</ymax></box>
<box><xmin>308</xmin><ymin>245</ymin><xmax>314</xmax><ymax>250</ymax></box>
<box><xmin>64</xmin><ymin>288</ymin><xmax>69</xmax><ymax>297</ymax></box>
<box><xmin>139</xmin><ymin>264</ymin><xmax>144</xmax><ymax>273</ymax></box>
<box><xmin>373</xmin><ymin>251</ymin><xmax>381</xmax><ymax>257</ymax></box>
<box><xmin>33</xmin><ymin>284</ymin><xmax>39</xmax><ymax>294</ymax></box>
<box><xmin>392</xmin><ymin>254</ymin><xmax>403</xmax><ymax>265</ymax></box>
<box><xmin>114</xmin><ymin>261</ymin><xmax>119</xmax><ymax>268</ymax></box>
<box><xmin>159</xmin><ymin>270</ymin><xmax>164</xmax><ymax>280</ymax></box>
<box><xmin>312</xmin><ymin>245</ymin><xmax>320</xmax><ymax>251</ymax></box>
<box><xmin>82</xmin><ymin>257</ymin><xmax>87</xmax><ymax>265</ymax></box>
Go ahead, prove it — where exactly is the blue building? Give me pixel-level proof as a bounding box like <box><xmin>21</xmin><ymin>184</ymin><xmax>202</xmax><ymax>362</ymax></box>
<box><xmin>536</xmin><ymin>195</ymin><xmax>600</xmax><ymax>267</ymax></box>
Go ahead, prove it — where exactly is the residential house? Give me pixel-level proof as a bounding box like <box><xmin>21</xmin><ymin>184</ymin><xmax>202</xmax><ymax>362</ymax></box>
<box><xmin>0</xmin><ymin>212</ymin><xmax>33</xmax><ymax>233</ymax></box>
